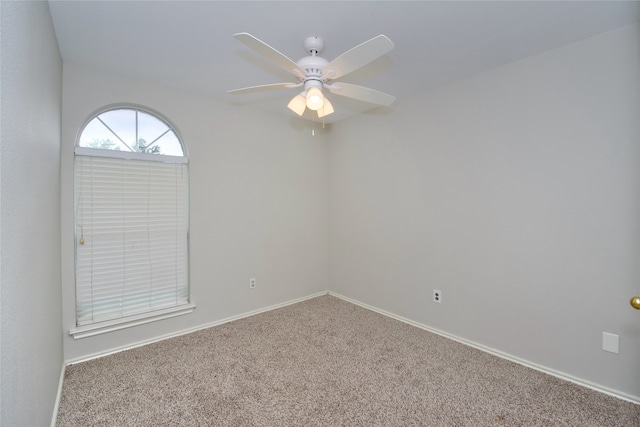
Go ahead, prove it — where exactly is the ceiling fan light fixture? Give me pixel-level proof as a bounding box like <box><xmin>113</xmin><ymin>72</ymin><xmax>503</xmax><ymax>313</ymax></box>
<box><xmin>317</xmin><ymin>97</ymin><xmax>334</xmax><ymax>118</ymax></box>
<box><xmin>306</xmin><ymin>87</ymin><xmax>324</xmax><ymax>111</ymax></box>
<box><xmin>287</xmin><ymin>93</ymin><xmax>307</xmax><ymax>116</ymax></box>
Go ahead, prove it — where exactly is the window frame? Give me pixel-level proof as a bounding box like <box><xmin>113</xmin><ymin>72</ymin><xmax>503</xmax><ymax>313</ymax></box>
<box><xmin>70</xmin><ymin>105</ymin><xmax>194</xmax><ymax>339</ymax></box>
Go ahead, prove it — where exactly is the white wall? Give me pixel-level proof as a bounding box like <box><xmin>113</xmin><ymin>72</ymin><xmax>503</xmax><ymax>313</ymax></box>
<box><xmin>0</xmin><ymin>1</ymin><xmax>64</xmax><ymax>425</ymax></box>
<box><xmin>61</xmin><ymin>66</ymin><xmax>329</xmax><ymax>361</ymax></box>
<box><xmin>55</xmin><ymin>14</ymin><xmax>638</xmax><ymax>405</ymax></box>
<box><xmin>329</xmin><ymin>23</ymin><xmax>640</xmax><ymax>399</ymax></box>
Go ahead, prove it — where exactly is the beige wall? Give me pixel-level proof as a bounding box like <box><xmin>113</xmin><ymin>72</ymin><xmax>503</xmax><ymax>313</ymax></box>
<box><xmin>329</xmin><ymin>23</ymin><xmax>640</xmax><ymax>399</ymax></box>
<box><xmin>60</xmin><ymin>66</ymin><xmax>330</xmax><ymax>361</ymax></box>
<box><xmin>0</xmin><ymin>1</ymin><xmax>63</xmax><ymax>425</ymax></box>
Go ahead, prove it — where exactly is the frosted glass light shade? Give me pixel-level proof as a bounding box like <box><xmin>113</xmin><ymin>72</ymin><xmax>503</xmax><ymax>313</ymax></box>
<box><xmin>287</xmin><ymin>94</ymin><xmax>307</xmax><ymax>116</ymax></box>
<box><xmin>317</xmin><ymin>97</ymin><xmax>334</xmax><ymax>118</ymax></box>
<box><xmin>306</xmin><ymin>87</ymin><xmax>324</xmax><ymax>111</ymax></box>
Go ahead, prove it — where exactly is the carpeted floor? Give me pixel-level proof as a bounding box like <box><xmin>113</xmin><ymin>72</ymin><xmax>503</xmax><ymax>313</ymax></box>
<box><xmin>57</xmin><ymin>295</ymin><xmax>640</xmax><ymax>426</ymax></box>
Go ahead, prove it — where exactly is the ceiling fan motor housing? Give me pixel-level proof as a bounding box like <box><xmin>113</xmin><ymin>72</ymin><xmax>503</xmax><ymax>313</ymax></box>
<box><xmin>296</xmin><ymin>55</ymin><xmax>329</xmax><ymax>80</ymax></box>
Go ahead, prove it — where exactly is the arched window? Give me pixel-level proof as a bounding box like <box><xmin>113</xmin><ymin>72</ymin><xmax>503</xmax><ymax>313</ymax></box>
<box><xmin>71</xmin><ymin>106</ymin><xmax>193</xmax><ymax>338</ymax></box>
<box><xmin>77</xmin><ymin>107</ymin><xmax>185</xmax><ymax>157</ymax></box>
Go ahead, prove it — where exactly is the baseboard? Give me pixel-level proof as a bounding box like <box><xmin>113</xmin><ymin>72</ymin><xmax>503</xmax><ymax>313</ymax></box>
<box><xmin>61</xmin><ymin>289</ymin><xmax>639</xmax><ymax>407</ymax></box>
<box><xmin>51</xmin><ymin>362</ymin><xmax>66</xmax><ymax>427</ymax></box>
<box><xmin>65</xmin><ymin>291</ymin><xmax>329</xmax><ymax>366</ymax></box>
<box><xmin>329</xmin><ymin>291</ymin><xmax>640</xmax><ymax>405</ymax></box>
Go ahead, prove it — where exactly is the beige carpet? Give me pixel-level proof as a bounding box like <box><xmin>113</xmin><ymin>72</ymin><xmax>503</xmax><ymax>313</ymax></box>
<box><xmin>57</xmin><ymin>295</ymin><xmax>639</xmax><ymax>426</ymax></box>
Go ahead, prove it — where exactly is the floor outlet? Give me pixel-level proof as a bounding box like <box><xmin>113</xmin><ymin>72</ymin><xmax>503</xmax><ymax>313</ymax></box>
<box><xmin>433</xmin><ymin>289</ymin><xmax>442</xmax><ymax>303</ymax></box>
<box><xmin>249</xmin><ymin>278</ymin><xmax>256</xmax><ymax>289</ymax></box>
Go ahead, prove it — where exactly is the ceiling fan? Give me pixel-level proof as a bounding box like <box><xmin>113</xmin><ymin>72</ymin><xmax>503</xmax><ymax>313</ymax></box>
<box><xmin>228</xmin><ymin>33</ymin><xmax>396</xmax><ymax>119</ymax></box>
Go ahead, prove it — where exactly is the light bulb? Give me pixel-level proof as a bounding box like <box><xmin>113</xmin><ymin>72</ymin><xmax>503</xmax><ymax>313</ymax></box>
<box><xmin>306</xmin><ymin>87</ymin><xmax>324</xmax><ymax>111</ymax></box>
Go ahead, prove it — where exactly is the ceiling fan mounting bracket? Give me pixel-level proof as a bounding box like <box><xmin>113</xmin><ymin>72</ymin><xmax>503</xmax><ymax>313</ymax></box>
<box><xmin>304</xmin><ymin>36</ymin><xmax>325</xmax><ymax>55</ymax></box>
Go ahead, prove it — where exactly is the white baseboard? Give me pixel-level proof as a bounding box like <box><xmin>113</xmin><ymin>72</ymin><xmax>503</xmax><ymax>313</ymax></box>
<box><xmin>65</xmin><ymin>291</ymin><xmax>329</xmax><ymax>366</ymax></box>
<box><xmin>51</xmin><ymin>362</ymin><xmax>66</xmax><ymax>427</ymax></box>
<box><xmin>329</xmin><ymin>291</ymin><xmax>640</xmax><ymax>405</ymax></box>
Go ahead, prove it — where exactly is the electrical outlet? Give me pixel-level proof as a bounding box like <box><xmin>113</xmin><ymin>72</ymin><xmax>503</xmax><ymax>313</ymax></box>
<box><xmin>433</xmin><ymin>289</ymin><xmax>442</xmax><ymax>303</ymax></box>
<box><xmin>249</xmin><ymin>278</ymin><xmax>256</xmax><ymax>289</ymax></box>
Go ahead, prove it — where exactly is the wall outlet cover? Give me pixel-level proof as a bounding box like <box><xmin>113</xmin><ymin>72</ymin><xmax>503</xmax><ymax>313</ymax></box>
<box><xmin>602</xmin><ymin>332</ymin><xmax>619</xmax><ymax>354</ymax></box>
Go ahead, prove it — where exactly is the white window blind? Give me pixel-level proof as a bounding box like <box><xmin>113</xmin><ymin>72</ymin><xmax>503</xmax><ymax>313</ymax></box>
<box><xmin>74</xmin><ymin>155</ymin><xmax>189</xmax><ymax>326</ymax></box>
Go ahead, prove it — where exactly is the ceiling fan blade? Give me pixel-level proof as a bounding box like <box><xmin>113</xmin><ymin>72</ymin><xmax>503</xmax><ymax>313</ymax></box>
<box><xmin>327</xmin><ymin>82</ymin><xmax>396</xmax><ymax>106</ymax></box>
<box><xmin>228</xmin><ymin>82</ymin><xmax>299</xmax><ymax>95</ymax></box>
<box><xmin>323</xmin><ymin>35</ymin><xmax>394</xmax><ymax>80</ymax></box>
<box><xmin>234</xmin><ymin>33</ymin><xmax>305</xmax><ymax>77</ymax></box>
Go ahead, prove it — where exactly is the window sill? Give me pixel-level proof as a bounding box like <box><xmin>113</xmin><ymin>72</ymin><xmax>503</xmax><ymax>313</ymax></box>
<box><xmin>69</xmin><ymin>304</ymin><xmax>196</xmax><ymax>339</ymax></box>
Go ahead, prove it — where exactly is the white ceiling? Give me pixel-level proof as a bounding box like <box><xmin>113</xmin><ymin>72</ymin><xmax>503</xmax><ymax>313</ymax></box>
<box><xmin>48</xmin><ymin>1</ymin><xmax>640</xmax><ymax>124</ymax></box>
